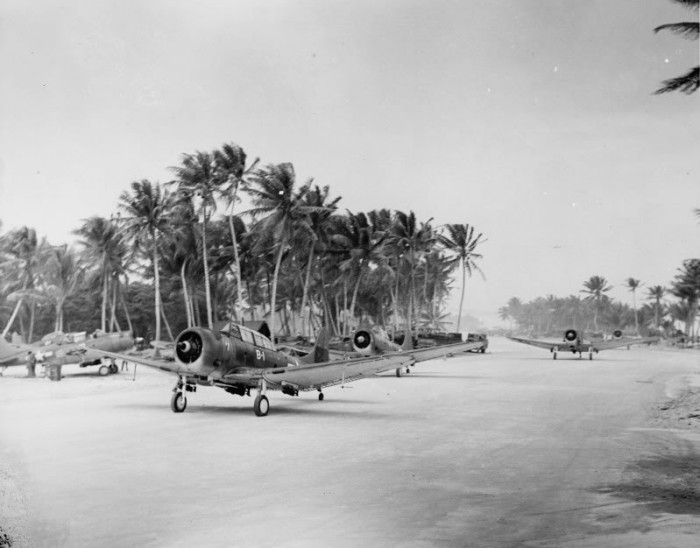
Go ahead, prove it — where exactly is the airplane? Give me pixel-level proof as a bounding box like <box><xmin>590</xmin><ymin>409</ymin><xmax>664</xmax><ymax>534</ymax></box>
<box><xmin>283</xmin><ymin>324</ymin><xmax>488</xmax><ymax>376</ymax></box>
<box><xmin>506</xmin><ymin>329</ymin><xmax>658</xmax><ymax>360</ymax></box>
<box><xmin>0</xmin><ymin>330</ymin><xmax>135</xmax><ymax>376</ymax></box>
<box><xmin>99</xmin><ymin>321</ymin><xmax>488</xmax><ymax>417</ymax></box>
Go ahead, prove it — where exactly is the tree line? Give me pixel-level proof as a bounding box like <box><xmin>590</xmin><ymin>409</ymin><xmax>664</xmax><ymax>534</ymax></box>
<box><xmin>500</xmin><ymin>266</ymin><xmax>700</xmax><ymax>342</ymax></box>
<box><xmin>0</xmin><ymin>143</ymin><xmax>485</xmax><ymax>344</ymax></box>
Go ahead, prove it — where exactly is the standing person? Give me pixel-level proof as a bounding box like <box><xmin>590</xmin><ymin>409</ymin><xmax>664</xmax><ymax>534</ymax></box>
<box><xmin>26</xmin><ymin>351</ymin><xmax>37</xmax><ymax>378</ymax></box>
<box><xmin>120</xmin><ymin>359</ymin><xmax>129</xmax><ymax>372</ymax></box>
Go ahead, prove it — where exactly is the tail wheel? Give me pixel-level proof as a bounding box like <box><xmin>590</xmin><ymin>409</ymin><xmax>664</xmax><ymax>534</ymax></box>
<box><xmin>254</xmin><ymin>395</ymin><xmax>269</xmax><ymax>417</ymax></box>
<box><xmin>171</xmin><ymin>392</ymin><xmax>187</xmax><ymax>413</ymax></box>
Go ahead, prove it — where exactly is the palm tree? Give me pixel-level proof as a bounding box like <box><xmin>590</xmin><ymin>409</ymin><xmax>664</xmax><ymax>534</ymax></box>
<box><xmin>118</xmin><ymin>180</ymin><xmax>173</xmax><ymax>342</ymax></box>
<box><xmin>625</xmin><ymin>278</ymin><xmax>642</xmax><ymax>335</ymax></box>
<box><xmin>646</xmin><ymin>285</ymin><xmax>666</xmax><ymax>331</ymax></box>
<box><xmin>214</xmin><ymin>143</ymin><xmax>259</xmax><ymax>319</ymax></box>
<box><xmin>74</xmin><ymin>217</ymin><xmax>127</xmax><ymax>333</ymax></box>
<box><xmin>670</xmin><ymin>259</ymin><xmax>700</xmax><ymax>341</ymax></box>
<box><xmin>43</xmin><ymin>245</ymin><xmax>83</xmax><ymax>333</ymax></box>
<box><xmin>581</xmin><ymin>275</ymin><xmax>612</xmax><ymax>332</ymax></box>
<box><xmin>296</xmin><ymin>185</ymin><xmax>340</xmax><ymax>336</ymax></box>
<box><xmin>654</xmin><ymin>0</ymin><xmax>699</xmax><ymax>94</ymax></box>
<box><xmin>1</xmin><ymin>227</ymin><xmax>44</xmax><ymax>340</ymax></box>
<box><xmin>390</xmin><ymin>211</ymin><xmax>435</xmax><ymax>336</ymax></box>
<box><xmin>170</xmin><ymin>150</ymin><xmax>220</xmax><ymax>329</ymax></box>
<box><xmin>245</xmin><ymin>163</ymin><xmax>314</xmax><ymax>339</ymax></box>
<box><xmin>439</xmin><ymin>223</ymin><xmax>485</xmax><ymax>332</ymax></box>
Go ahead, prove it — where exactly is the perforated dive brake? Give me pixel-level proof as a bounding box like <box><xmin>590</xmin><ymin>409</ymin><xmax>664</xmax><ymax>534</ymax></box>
<box><xmin>176</xmin><ymin>331</ymin><xmax>204</xmax><ymax>363</ymax></box>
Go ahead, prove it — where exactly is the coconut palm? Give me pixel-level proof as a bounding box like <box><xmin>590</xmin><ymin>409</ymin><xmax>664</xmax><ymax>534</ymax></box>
<box><xmin>1</xmin><ymin>226</ymin><xmax>42</xmax><ymax>338</ymax></box>
<box><xmin>654</xmin><ymin>0</ymin><xmax>699</xmax><ymax>94</ymax></box>
<box><xmin>390</xmin><ymin>211</ymin><xmax>436</xmax><ymax>336</ymax></box>
<box><xmin>214</xmin><ymin>143</ymin><xmax>259</xmax><ymax>319</ymax></box>
<box><xmin>118</xmin><ymin>180</ymin><xmax>173</xmax><ymax>341</ymax></box>
<box><xmin>296</xmin><ymin>185</ymin><xmax>341</xmax><ymax>336</ymax></box>
<box><xmin>670</xmin><ymin>259</ymin><xmax>700</xmax><ymax>341</ymax></box>
<box><xmin>245</xmin><ymin>163</ymin><xmax>314</xmax><ymax>339</ymax></box>
<box><xmin>646</xmin><ymin>285</ymin><xmax>666</xmax><ymax>331</ymax></box>
<box><xmin>170</xmin><ymin>150</ymin><xmax>220</xmax><ymax>329</ymax></box>
<box><xmin>625</xmin><ymin>278</ymin><xmax>642</xmax><ymax>335</ymax></box>
<box><xmin>42</xmin><ymin>245</ymin><xmax>84</xmax><ymax>333</ymax></box>
<box><xmin>581</xmin><ymin>275</ymin><xmax>612</xmax><ymax>332</ymax></box>
<box><xmin>439</xmin><ymin>223</ymin><xmax>485</xmax><ymax>332</ymax></box>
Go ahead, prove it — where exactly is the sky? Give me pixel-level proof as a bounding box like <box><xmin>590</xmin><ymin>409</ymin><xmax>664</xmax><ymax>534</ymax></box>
<box><xmin>1</xmin><ymin>0</ymin><xmax>698</xmax><ymax>328</ymax></box>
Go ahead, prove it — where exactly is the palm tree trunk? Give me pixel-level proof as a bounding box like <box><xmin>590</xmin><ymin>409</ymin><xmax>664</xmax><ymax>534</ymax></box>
<box><xmin>152</xmin><ymin>229</ymin><xmax>162</xmax><ymax>341</ymax></box>
<box><xmin>227</xmin><ymin>194</ymin><xmax>244</xmax><ymax>317</ymax></box>
<box><xmin>101</xmin><ymin>272</ymin><xmax>108</xmax><ymax>332</ymax></box>
<box><xmin>2</xmin><ymin>298</ymin><xmax>24</xmax><ymax>338</ymax></box>
<box><xmin>299</xmin><ymin>241</ymin><xmax>316</xmax><ymax>337</ymax></box>
<box><xmin>268</xmin><ymin>235</ymin><xmax>287</xmax><ymax>341</ymax></box>
<box><xmin>348</xmin><ymin>269</ymin><xmax>363</xmax><ymax>332</ymax></box>
<box><xmin>181</xmin><ymin>260</ymin><xmax>193</xmax><ymax>328</ymax></box>
<box><xmin>457</xmin><ymin>258</ymin><xmax>466</xmax><ymax>332</ymax></box>
<box><xmin>118</xmin><ymin>287</ymin><xmax>134</xmax><ymax>334</ymax></box>
<box><xmin>201</xmin><ymin>204</ymin><xmax>214</xmax><ymax>329</ymax></box>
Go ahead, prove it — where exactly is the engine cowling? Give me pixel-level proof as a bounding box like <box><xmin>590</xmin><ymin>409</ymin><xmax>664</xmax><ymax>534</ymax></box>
<box><xmin>175</xmin><ymin>328</ymin><xmax>225</xmax><ymax>374</ymax></box>
<box><xmin>352</xmin><ymin>329</ymin><xmax>373</xmax><ymax>355</ymax></box>
<box><xmin>564</xmin><ymin>329</ymin><xmax>578</xmax><ymax>342</ymax></box>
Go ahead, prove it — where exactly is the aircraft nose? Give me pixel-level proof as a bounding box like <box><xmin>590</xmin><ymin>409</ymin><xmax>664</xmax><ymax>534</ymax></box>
<box><xmin>176</xmin><ymin>331</ymin><xmax>203</xmax><ymax>364</ymax></box>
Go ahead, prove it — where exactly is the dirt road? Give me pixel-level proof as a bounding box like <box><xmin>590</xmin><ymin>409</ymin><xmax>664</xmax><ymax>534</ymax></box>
<box><xmin>1</xmin><ymin>337</ymin><xmax>699</xmax><ymax>547</ymax></box>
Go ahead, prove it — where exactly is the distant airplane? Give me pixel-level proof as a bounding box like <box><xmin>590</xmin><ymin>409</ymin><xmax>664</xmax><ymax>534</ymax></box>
<box><xmin>507</xmin><ymin>329</ymin><xmax>658</xmax><ymax>360</ymax></box>
<box><xmin>100</xmin><ymin>322</ymin><xmax>487</xmax><ymax>416</ymax></box>
<box><xmin>284</xmin><ymin>324</ymin><xmax>487</xmax><ymax>376</ymax></box>
<box><xmin>0</xmin><ymin>330</ymin><xmax>135</xmax><ymax>375</ymax></box>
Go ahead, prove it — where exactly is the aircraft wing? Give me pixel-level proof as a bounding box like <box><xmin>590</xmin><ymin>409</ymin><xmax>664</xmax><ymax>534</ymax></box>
<box><xmin>590</xmin><ymin>337</ymin><xmax>659</xmax><ymax>351</ymax></box>
<box><xmin>259</xmin><ymin>354</ymin><xmax>416</xmax><ymax>391</ymax></box>
<box><xmin>403</xmin><ymin>340</ymin><xmax>486</xmax><ymax>362</ymax></box>
<box><xmin>506</xmin><ymin>335</ymin><xmax>559</xmax><ymax>350</ymax></box>
<box><xmin>98</xmin><ymin>349</ymin><xmax>187</xmax><ymax>375</ymax></box>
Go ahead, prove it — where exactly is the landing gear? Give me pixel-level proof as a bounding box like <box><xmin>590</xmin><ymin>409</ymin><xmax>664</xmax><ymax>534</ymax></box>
<box><xmin>553</xmin><ymin>346</ymin><xmax>558</xmax><ymax>360</ymax></box>
<box><xmin>171</xmin><ymin>377</ymin><xmax>191</xmax><ymax>413</ymax></box>
<box><xmin>98</xmin><ymin>364</ymin><xmax>110</xmax><ymax>376</ymax></box>
<box><xmin>254</xmin><ymin>395</ymin><xmax>269</xmax><ymax>416</ymax></box>
<box><xmin>588</xmin><ymin>346</ymin><xmax>594</xmax><ymax>361</ymax></box>
<box><xmin>108</xmin><ymin>362</ymin><xmax>119</xmax><ymax>374</ymax></box>
<box><xmin>253</xmin><ymin>379</ymin><xmax>269</xmax><ymax>416</ymax></box>
<box><xmin>318</xmin><ymin>390</ymin><xmax>324</xmax><ymax>401</ymax></box>
<box><xmin>171</xmin><ymin>391</ymin><xmax>187</xmax><ymax>413</ymax></box>
<box><xmin>396</xmin><ymin>367</ymin><xmax>402</xmax><ymax>377</ymax></box>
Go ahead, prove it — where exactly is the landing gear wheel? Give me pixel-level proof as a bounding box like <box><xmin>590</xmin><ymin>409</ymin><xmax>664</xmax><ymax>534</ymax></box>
<box><xmin>98</xmin><ymin>365</ymin><xmax>110</xmax><ymax>376</ymax></box>
<box><xmin>395</xmin><ymin>367</ymin><xmax>402</xmax><ymax>377</ymax></box>
<box><xmin>553</xmin><ymin>352</ymin><xmax>557</xmax><ymax>360</ymax></box>
<box><xmin>318</xmin><ymin>392</ymin><xmax>324</xmax><ymax>401</ymax></box>
<box><xmin>589</xmin><ymin>353</ymin><xmax>593</xmax><ymax>361</ymax></box>
<box><xmin>171</xmin><ymin>392</ymin><xmax>187</xmax><ymax>413</ymax></box>
<box><xmin>109</xmin><ymin>363</ymin><xmax>118</xmax><ymax>374</ymax></box>
<box><xmin>405</xmin><ymin>367</ymin><xmax>410</xmax><ymax>374</ymax></box>
<box><xmin>254</xmin><ymin>394</ymin><xmax>269</xmax><ymax>417</ymax></box>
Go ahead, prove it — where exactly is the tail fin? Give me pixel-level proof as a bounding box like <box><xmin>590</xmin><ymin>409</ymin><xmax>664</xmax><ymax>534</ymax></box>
<box><xmin>300</xmin><ymin>328</ymin><xmax>330</xmax><ymax>364</ymax></box>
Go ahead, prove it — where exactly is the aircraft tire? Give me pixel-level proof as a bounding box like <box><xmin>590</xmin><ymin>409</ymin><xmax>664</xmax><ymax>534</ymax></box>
<box><xmin>318</xmin><ymin>392</ymin><xmax>324</xmax><ymax>401</ymax></box>
<box><xmin>171</xmin><ymin>392</ymin><xmax>187</xmax><ymax>413</ymax></box>
<box><xmin>589</xmin><ymin>353</ymin><xmax>593</xmax><ymax>361</ymax></box>
<box><xmin>395</xmin><ymin>367</ymin><xmax>402</xmax><ymax>377</ymax></box>
<box><xmin>109</xmin><ymin>363</ymin><xmax>118</xmax><ymax>374</ymax></box>
<box><xmin>254</xmin><ymin>395</ymin><xmax>269</xmax><ymax>417</ymax></box>
<box><xmin>553</xmin><ymin>352</ymin><xmax>557</xmax><ymax>360</ymax></box>
<box><xmin>98</xmin><ymin>365</ymin><xmax>110</xmax><ymax>376</ymax></box>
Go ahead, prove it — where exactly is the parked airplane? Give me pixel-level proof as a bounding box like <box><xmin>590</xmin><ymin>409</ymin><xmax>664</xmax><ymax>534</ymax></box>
<box><xmin>284</xmin><ymin>324</ymin><xmax>487</xmax><ymax>376</ymax></box>
<box><xmin>0</xmin><ymin>330</ymin><xmax>135</xmax><ymax>375</ymax></box>
<box><xmin>100</xmin><ymin>321</ymin><xmax>487</xmax><ymax>416</ymax></box>
<box><xmin>507</xmin><ymin>329</ymin><xmax>658</xmax><ymax>360</ymax></box>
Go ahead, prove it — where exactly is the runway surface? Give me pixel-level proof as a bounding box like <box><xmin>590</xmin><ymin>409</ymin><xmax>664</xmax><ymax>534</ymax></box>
<box><xmin>1</xmin><ymin>337</ymin><xmax>700</xmax><ymax>547</ymax></box>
